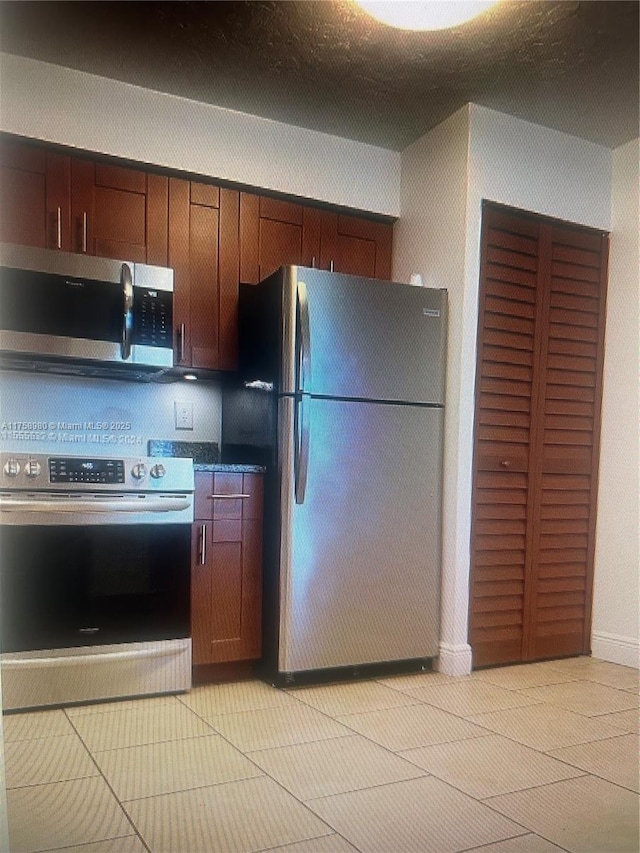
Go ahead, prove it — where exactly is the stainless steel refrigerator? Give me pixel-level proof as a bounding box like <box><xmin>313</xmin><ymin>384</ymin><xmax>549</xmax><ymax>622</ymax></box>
<box><xmin>238</xmin><ymin>266</ymin><xmax>447</xmax><ymax>685</ymax></box>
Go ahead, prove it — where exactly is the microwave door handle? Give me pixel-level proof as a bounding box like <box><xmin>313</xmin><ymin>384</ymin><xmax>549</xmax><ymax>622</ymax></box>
<box><xmin>121</xmin><ymin>263</ymin><xmax>134</xmax><ymax>360</ymax></box>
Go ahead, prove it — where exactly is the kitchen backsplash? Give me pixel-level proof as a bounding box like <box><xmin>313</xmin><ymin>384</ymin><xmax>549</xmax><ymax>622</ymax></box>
<box><xmin>0</xmin><ymin>371</ymin><xmax>222</xmax><ymax>457</ymax></box>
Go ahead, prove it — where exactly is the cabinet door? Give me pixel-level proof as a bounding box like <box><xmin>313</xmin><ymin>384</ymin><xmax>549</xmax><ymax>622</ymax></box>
<box><xmin>0</xmin><ymin>139</ymin><xmax>70</xmax><ymax>250</ymax></box>
<box><xmin>169</xmin><ymin>179</ymin><xmax>239</xmax><ymax>370</ymax></box>
<box><xmin>318</xmin><ymin>211</ymin><xmax>393</xmax><ymax>279</ymax></box>
<box><xmin>191</xmin><ymin>472</ymin><xmax>263</xmax><ymax>664</ymax></box>
<box><xmin>240</xmin><ymin>193</ymin><xmax>304</xmax><ymax>284</ymax></box>
<box><xmin>71</xmin><ymin>159</ymin><xmax>168</xmax><ymax>264</ymax></box>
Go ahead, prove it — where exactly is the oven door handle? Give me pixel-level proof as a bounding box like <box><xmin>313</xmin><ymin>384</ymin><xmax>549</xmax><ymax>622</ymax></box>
<box><xmin>0</xmin><ymin>496</ymin><xmax>192</xmax><ymax>514</ymax></box>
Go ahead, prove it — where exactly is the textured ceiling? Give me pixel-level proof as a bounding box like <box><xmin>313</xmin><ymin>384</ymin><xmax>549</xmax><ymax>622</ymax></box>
<box><xmin>0</xmin><ymin>1</ymin><xmax>638</xmax><ymax>151</ymax></box>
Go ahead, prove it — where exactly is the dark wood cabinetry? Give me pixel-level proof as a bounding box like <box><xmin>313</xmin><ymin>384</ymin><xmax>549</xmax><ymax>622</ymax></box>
<box><xmin>0</xmin><ymin>139</ymin><xmax>70</xmax><ymax>250</ymax></box>
<box><xmin>70</xmin><ymin>159</ymin><xmax>168</xmax><ymax>264</ymax></box>
<box><xmin>469</xmin><ymin>203</ymin><xmax>608</xmax><ymax>668</ymax></box>
<box><xmin>169</xmin><ymin>179</ymin><xmax>240</xmax><ymax>371</ymax></box>
<box><xmin>0</xmin><ymin>135</ymin><xmax>395</xmax><ymax>372</ymax></box>
<box><xmin>239</xmin><ymin>191</ymin><xmax>393</xmax><ymax>283</ymax></box>
<box><xmin>191</xmin><ymin>471</ymin><xmax>263</xmax><ymax>665</ymax></box>
<box><xmin>0</xmin><ymin>140</ymin><xmax>168</xmax><ymax>263</ymax></box>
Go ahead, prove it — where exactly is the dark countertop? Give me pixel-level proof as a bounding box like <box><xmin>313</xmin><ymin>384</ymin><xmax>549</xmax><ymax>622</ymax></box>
<box><xmin>148</xmin><ymin>440</ymin><xmax>265</xmax><ymax>473</ymax></box>
<box><xmin>194</xmin><ymin>462</ymin><xmax>266</xmax><ymax>473</ymax></box>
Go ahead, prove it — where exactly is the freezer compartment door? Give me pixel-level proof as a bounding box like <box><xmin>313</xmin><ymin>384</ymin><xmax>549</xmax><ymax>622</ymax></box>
<box><xmin>277</xmin><ymin>396</ymin><xmax>443</xmax><ymax>674</ymax></box>
<box><xmin>287</xmin><ymin>268</ymin><xmax>447</xmax><ymax>405</ymax></box>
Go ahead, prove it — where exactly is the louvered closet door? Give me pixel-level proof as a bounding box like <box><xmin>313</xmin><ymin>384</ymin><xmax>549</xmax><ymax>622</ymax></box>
<box><xmin>469</xmin><ymin>208</ymin><xmax>543</xmax><ymax>667</ymax></box>
<box><xmin>527</xmin><ymin>225</ymin><xmax>608</xmax><ymax>660</ymax></box>
<box><xmin>469</xmin><ymin>204</ymin><xmax>608</xmax><ymax>668</ymax></box>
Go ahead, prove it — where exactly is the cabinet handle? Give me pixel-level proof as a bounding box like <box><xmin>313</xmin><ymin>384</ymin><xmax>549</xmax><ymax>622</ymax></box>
<box><xmin>198</xmin><ymin>524</ymin><xmax>207</xmax><ymax>565</ymax></box>
<box><xmin>329</xmin><ymin>259</ymin><xmax>335</xmax><ymax>272</ymax></box>
<box><xmin>311</xmin><ymin>256</ymin><xmax>316</xmax><ymax>268</ymax></box>
<box><xmin>56</xmin><ymin>207</ymin><xmax>62</xmax><ymax>249</ymax></box>
<box><xmin>82</xmin><ymin>212</ymin><xmax>88</xmax><ymax>253</ymax></box>
<box><xmin>500</xmin><ymin>460</ymin><xmax>511</xmax><ymax>468</ymax></box>
<box><xmin>178</xmin><ymin>323</ymin><xmax>186</xmax><ymax>363</ymax></box>
<box><xmin>208</xmin><ymin>494</ymin><xmax>250</xmax><ymax>500</ymax></box>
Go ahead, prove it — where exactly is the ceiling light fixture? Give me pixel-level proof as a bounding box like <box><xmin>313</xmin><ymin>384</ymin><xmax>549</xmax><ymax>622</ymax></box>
<box><xmin>353</xmin><ymin>1</ymin><xmax>500</xmax><ymax>31</ymax></box>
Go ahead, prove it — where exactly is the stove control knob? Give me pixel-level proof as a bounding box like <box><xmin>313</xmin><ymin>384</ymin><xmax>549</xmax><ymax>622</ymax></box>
<box><xmin>150</xmin><ymin>463</ymin><xmax>166</xmax><ymax>480</ymax></box>
<box><xmin>3</xmin><ymin>458</ymin><xmax>20</xmax><ymax>477</ymax></box>
<box><xmin>131</xmin><ymin>463</ymin><xmax>147</xmax><ymax>480</ymax></box>
<box><xmin>24</xmin><ymin>460</ymin><xmax>42</xmax><ymax>478</ymax></box>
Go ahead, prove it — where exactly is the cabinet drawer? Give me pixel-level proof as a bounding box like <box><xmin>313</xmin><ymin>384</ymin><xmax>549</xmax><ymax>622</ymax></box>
<box><xmin>212</xmin><ymin>519</ymin><xmax>242</xmax><ymax>543</ymax></box>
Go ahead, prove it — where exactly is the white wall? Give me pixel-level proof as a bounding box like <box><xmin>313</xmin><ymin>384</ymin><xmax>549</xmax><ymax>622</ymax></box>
<box><xmin>393</xmin><ymin>105</ymin><xmax>474</xmax><ymax>675</ymax></box>
<box><xmin>592</xmin><ymin>138</ymin><xmax>640</xmax><ymax>667</ymax></box>
<box><xmin>0</xmin><ymin>53</ymin><xmax>401</xmax><ymax>218</ymax></box>
<box><xmin>395</xmin><ymin>105</ymin><xmax>614</xmax><ymax>674</ymax></box>
<box><xmin>0</xmin><ymin>372</ymin><xmax>222</xmax><ymax>457</ymax></box>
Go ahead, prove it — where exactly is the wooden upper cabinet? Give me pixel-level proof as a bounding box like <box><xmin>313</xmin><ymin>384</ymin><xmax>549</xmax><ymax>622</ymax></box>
<box><xmin>239</xmin><ymin>191</ymin><xmax>394</xmax><ymax>283</ymax></box>
<box><xmin>239</xmin><ymin>192</ymin><xmax>304</xmax><ymax>283</ymax></box>
<box><xmin>0</xmin><ymin>139</ymin><xmax>169</xmax><ymax>264</ymax></box>
<box><xmin>169</xmin><ymin>178</ymin><xmax>240</xmax><ymax>371</ymax></box>
<box><xmin>0</xmin><ymin>136</ymin><xmax>395</xmax><ymax>372</ymax></box>
<box><xmin>317</xmin><ymin>210</ymin><xmax>393</xmax><ymax>280</ymax></box>
<box><xmin>70</xmin><ymin>160</ymin><xmax>168</xmax><ymax>265</ymax></box>
<box><xmin>0</xmin><ymin>139</ymin><xmax>71</xmax><ymax>250</ymax></box>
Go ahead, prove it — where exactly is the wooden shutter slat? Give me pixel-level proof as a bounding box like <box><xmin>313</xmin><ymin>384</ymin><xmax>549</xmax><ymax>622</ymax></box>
<box><xmin>551</xmin><ymin>260</ymin><xmax>601</xmax><ymax>283</ymax></box>
<box><xmin>550</xmin><ymin>292</ymin><xmax>599</xmax><ymax>313</ymax></box>
<box><xmin>488</xmin><ymin>227</ymin><xmax>538</xmax><ymax>256</ymax></box>
<box><xmin>485</xmin><ymin>313</ymin><xmax>535</xmax><ymax>337</ymax></box>
<box><xmin>484</xmin><ymin>345</ymin><xmax>534</xmax><ymax>366</ymax></box>
<box><xmin>552</xmin><ymin>244</ymin><xmax>601</xmax><ymax>268</ymax></box>
<box><xmin>485</xmin><ymin>263</ymin><xmax>537</xmax><ymax>288</ymax></box>
<box><xmin>551</xmin><ymin>278</ymin><xmax>600</xmax><ymax>299</ymax></box>
<box><xmin>486</xmin><ymin>279</ymin><xmax>536</xmax><ymax>303</ymax></box>
<box><xmin>486</xmin><ymin>295</ymin><xmax>536</xmax><ymax>319</ymax></box>
<box><xmin>550</xmin><ymin>308</ymin><xmax>599</xmax><ymax>328</ymax></box>
<box><xmin>479</xmin><ymin>410</ymin><xmax>530</xmax><ymax>428</ymax></box>
<box><xmin>475</xmin><ymin>503</ymin><xmax>527</xmax><ymax>520</ymax></box>
<box><xmin>484</xmin><ymin>329</ymin><xmax>535</xmax><ymax>352</ymax></box>
<box><xmin>487</xmin><ymin>245</ymin><xmax>538</xmax><ymax>271</ymax></box>
<box><xmin>483</xmin><ymin>362</ymin><xmax>533</xmax><ymax>382</ymax></box>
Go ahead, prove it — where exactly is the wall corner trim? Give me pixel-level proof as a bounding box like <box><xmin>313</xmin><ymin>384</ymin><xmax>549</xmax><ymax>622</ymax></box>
<box><xmin>591</xmin><ymin>631</ymin><xmax>640</xmax><ymax>669</ymax></box>
<box><xmin>436</xmin><ymin>642</ymin><xmax>473</xmax><ymax>676</ymax></box>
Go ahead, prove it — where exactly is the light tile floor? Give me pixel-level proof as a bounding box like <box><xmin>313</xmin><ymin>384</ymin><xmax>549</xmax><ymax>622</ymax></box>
<box><xmin>4</xmin><ymin>656</ymin><xmax>639</xmax><ymax>853</ymax></box>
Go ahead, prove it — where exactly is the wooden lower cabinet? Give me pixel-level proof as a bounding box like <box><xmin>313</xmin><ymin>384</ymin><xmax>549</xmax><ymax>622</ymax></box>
<box><xmin>191</xmin><ymin>472</ymin><xmax>263</xmax><ymax>665</ymax></box>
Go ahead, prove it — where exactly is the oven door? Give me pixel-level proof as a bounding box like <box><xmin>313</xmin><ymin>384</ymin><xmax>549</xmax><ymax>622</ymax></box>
<box><xmin>0</xmin><ymin>523</ymin><xmax>191</xmax><ymax>654</ymax></box>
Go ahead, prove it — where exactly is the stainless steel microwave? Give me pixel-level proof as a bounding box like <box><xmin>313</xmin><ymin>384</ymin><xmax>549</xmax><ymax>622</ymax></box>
<box><xmin>0</xmin><ymin>243</ymin><xmax>174</xmax><ymax>377</ymax></box>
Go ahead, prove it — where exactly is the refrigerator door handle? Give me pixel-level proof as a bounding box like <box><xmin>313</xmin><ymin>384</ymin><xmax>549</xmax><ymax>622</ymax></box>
<box><xmin>296</xmin><ymin>279</ymin><xmax>311</xmax><ymax>393</ymax></box>
<box><xmin>294</xmin><ymin>393</ymin><xmax>310</xmax><ymax>504</ymax></box>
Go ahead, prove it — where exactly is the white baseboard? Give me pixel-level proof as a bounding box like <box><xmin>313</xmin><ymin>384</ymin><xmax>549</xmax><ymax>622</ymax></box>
<box><xmin>591</xmin><ymin>631</ymin><xmax>640</xmax><ymax>669</ymax></box>
<box><xmin>436</xmin><ymin>642</ymin><xmax>473</xmax><ymax>676</ymax></box>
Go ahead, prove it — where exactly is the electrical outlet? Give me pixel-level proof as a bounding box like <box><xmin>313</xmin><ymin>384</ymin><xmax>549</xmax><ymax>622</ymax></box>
<box><xmin>174</xmin><ymin>401</ymin><xmax>194</xmax><ymax>430</ymax></box>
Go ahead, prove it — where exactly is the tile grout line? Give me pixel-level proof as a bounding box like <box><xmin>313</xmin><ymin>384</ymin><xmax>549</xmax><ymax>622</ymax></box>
<box><xmin>173</xmin><ymin>691</ymin><xmax>361</xmax><ymax>852</ymax></box>
<box><xmin>62</xmin><ymin>706</ymin><xmax>154</xmax><ymax>853</ymax></box>
<box><xmin>177</xmin><ymin>680</ymin><xmax>604</xmax><ymax>850</ymax></box>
